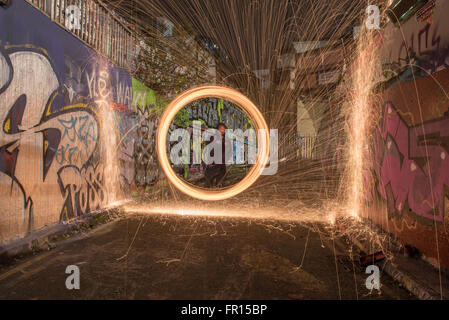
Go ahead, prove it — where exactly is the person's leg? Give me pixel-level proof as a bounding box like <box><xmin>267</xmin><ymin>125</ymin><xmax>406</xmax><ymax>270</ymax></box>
<box><xmin>207</xmin><ymin>166</ymin><xmax>223</xmax><ymax>188</ymax></box>
<box><xmin>204</xmin><ymin>167</ymin><xmax>213</xmax><ymax>187</ymax></box>
<box><xmin>210</xmin><ymin>167</ymin><xmax>221</xmax><ymax>187</ymax></box>
<box><xmin>215</xmin><ymin>166</ymin><xmax>227</xmax><ymax>187</ymax></box>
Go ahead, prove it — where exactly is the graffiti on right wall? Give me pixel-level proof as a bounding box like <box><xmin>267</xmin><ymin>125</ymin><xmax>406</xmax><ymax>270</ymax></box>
<box><xmin>380</xmin><ymin>0</ymin><xmax>449</xmax><ymax>84</ymax></box>
<box><xmin>366</xmin><ymin>102</ymin><xmax>449</xmax><ymax>224</ymax></box>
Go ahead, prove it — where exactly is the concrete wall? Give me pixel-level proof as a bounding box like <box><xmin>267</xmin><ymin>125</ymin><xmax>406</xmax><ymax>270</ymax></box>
<box><xmin>0</xmin><ymin>0</ymin><xmax>164</xmax><ymax>244</ymax></box>
<box><xmin>364</xmin><ymin>0</ymin><xmax>449</xmax><ymax>267</ymax></box>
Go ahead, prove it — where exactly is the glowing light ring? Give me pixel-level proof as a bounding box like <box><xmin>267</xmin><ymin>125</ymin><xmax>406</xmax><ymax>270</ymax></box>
<box><xmin>157</xmin><ymin>85</ymin><xmax>270</xmax><ymax>201</ymax></box>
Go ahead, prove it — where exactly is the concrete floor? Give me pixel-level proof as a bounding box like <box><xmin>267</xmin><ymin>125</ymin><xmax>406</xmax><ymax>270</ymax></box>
<box><xmin>0</xmin><ymin>213</ymin><xmax>413</xmax><ymax>299</ymax></box>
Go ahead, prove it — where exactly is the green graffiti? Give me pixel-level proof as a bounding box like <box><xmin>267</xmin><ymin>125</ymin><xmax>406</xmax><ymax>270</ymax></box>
<box><xmin>218</xmin><ymin>98</ymin><xmax>224</xmax><ymax>122</ymax></box>
<box><xmin>173</xmin><ymin>108</ymin><xmax>190</xmax><ymax>128</ymax></box>
<box><xmin>132</xmin><ymin>78</ymin><xmax>168</xmax><ymax>114</ymax></box>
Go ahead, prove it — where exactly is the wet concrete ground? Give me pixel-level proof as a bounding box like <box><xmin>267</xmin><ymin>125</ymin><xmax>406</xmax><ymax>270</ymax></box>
<box><xmin>0</xmin><ymin>213</ymin><xmax>413</xmax><ymax>299</ymax></box>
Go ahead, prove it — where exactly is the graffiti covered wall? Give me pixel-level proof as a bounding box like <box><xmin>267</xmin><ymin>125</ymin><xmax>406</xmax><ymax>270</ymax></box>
<box><xmin>131</xmin><ymin>78</ymin><xmax>166</xmax><ymax>189</ymax></box>
<box><xmin>0</xmin><ymin>0</ymin><xmax>162</xmax><ymax>244</ymax></box>
<box><xmin>364</xmin><ymin>0</ymin><xmax>449</xmax><ymax>268</ymax></box>
<box><xmin>380</xmin><ymin>0</ymin><xmax>449</xmax><ymax>85</ymax></box>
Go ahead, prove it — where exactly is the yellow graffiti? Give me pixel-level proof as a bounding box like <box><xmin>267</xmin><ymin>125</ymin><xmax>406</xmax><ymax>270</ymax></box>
<box><xmin>396</xmin><ymin>109</ymin><xmax>415</xmax><ymax>124</ymax></box>
<box><xmin>392</xmin><ymin>217</ymin><xmax>418</xmax><ymax>232</ymax></box>
<box><xmin>63</xmin><ymin>205</ymin><xmax>69</xmax><ymax>221</ymax></box>
<box><xmin>422</xmin><ymin>199</ymin><xmax>436</xmax><ymax>209</ymax></box>
<box><xmin>60</xmin><ymin>103</ymin><xmax>87</xmax><ymax>112</ymax></box>
<box><xmin>45</xmin><ymin>91</ymin><xmax>59</xmax><ymax>117</ymax></box>
<box><xmin>4</xmin><ymin>44</ymin><xmax>50</xmax><ymax>59</ymax></box>
<box><xmin>45</xmin><ymin>88</ymin><xmax>90</xmax><ymax>117</ymax></box>
<box><xmin>4</xmin><ymin>119</ymin><xmax>10</xmax><ymax>133</ymax></box>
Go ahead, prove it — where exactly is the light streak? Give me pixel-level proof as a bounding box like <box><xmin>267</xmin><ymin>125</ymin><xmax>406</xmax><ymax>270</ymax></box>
<box><xmin>123</xmin><ymin>203</ymin><xmax>340</xmax><ymax>223</ymax></box>
<box><xmin>342</xmin><ymin>22</ymin><xmax>382</xmax><ymax>220</ymax></box>
<box><xmin>156</xmin><ymin>85</ymin><xmax>270</xmax><ymax>201</ymax></box>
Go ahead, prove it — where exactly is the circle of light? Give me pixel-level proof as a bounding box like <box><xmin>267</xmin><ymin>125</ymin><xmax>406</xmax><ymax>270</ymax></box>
<box><xmin>156</xmin><ymin>85</ymin><xmax>270</xmax><ymax>201</ymax></box>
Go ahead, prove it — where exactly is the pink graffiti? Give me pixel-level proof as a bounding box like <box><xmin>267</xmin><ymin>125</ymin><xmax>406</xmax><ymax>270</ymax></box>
<box><xmin>372</xmin><ymin>103</ymin><xmax>449</xmax><ymax>221</ymax></box>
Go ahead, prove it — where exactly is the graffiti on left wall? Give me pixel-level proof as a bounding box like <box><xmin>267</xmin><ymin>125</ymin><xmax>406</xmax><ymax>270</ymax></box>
<box><xmin>0</xmin><ymin>0</ymin><xmax>173</xmax><ymax>243</ymax></box>
<box><xmin>0</xmin><ymin>45</ymin><xmax>124</xmax><ymax>242</ymax></box>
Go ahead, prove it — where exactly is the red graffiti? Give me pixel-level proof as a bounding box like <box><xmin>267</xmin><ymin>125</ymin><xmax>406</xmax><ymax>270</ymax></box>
<box><xmin>111</xmin><ymin>102</ymin><xmax>126</xmax><ymax>111</ymax></box>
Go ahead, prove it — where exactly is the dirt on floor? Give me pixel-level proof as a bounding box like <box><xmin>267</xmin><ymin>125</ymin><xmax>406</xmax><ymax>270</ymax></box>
<box><xmin>0</xmin><ymin>213</ymin><xmax>414</xmax><ymax>300</ymax></box>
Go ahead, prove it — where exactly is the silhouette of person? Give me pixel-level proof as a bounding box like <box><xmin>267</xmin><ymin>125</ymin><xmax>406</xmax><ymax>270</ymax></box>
<box><xmin>204</xmin><ymin>123</ymin><xmax>228</xmax><ymax>187</ymax></box>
